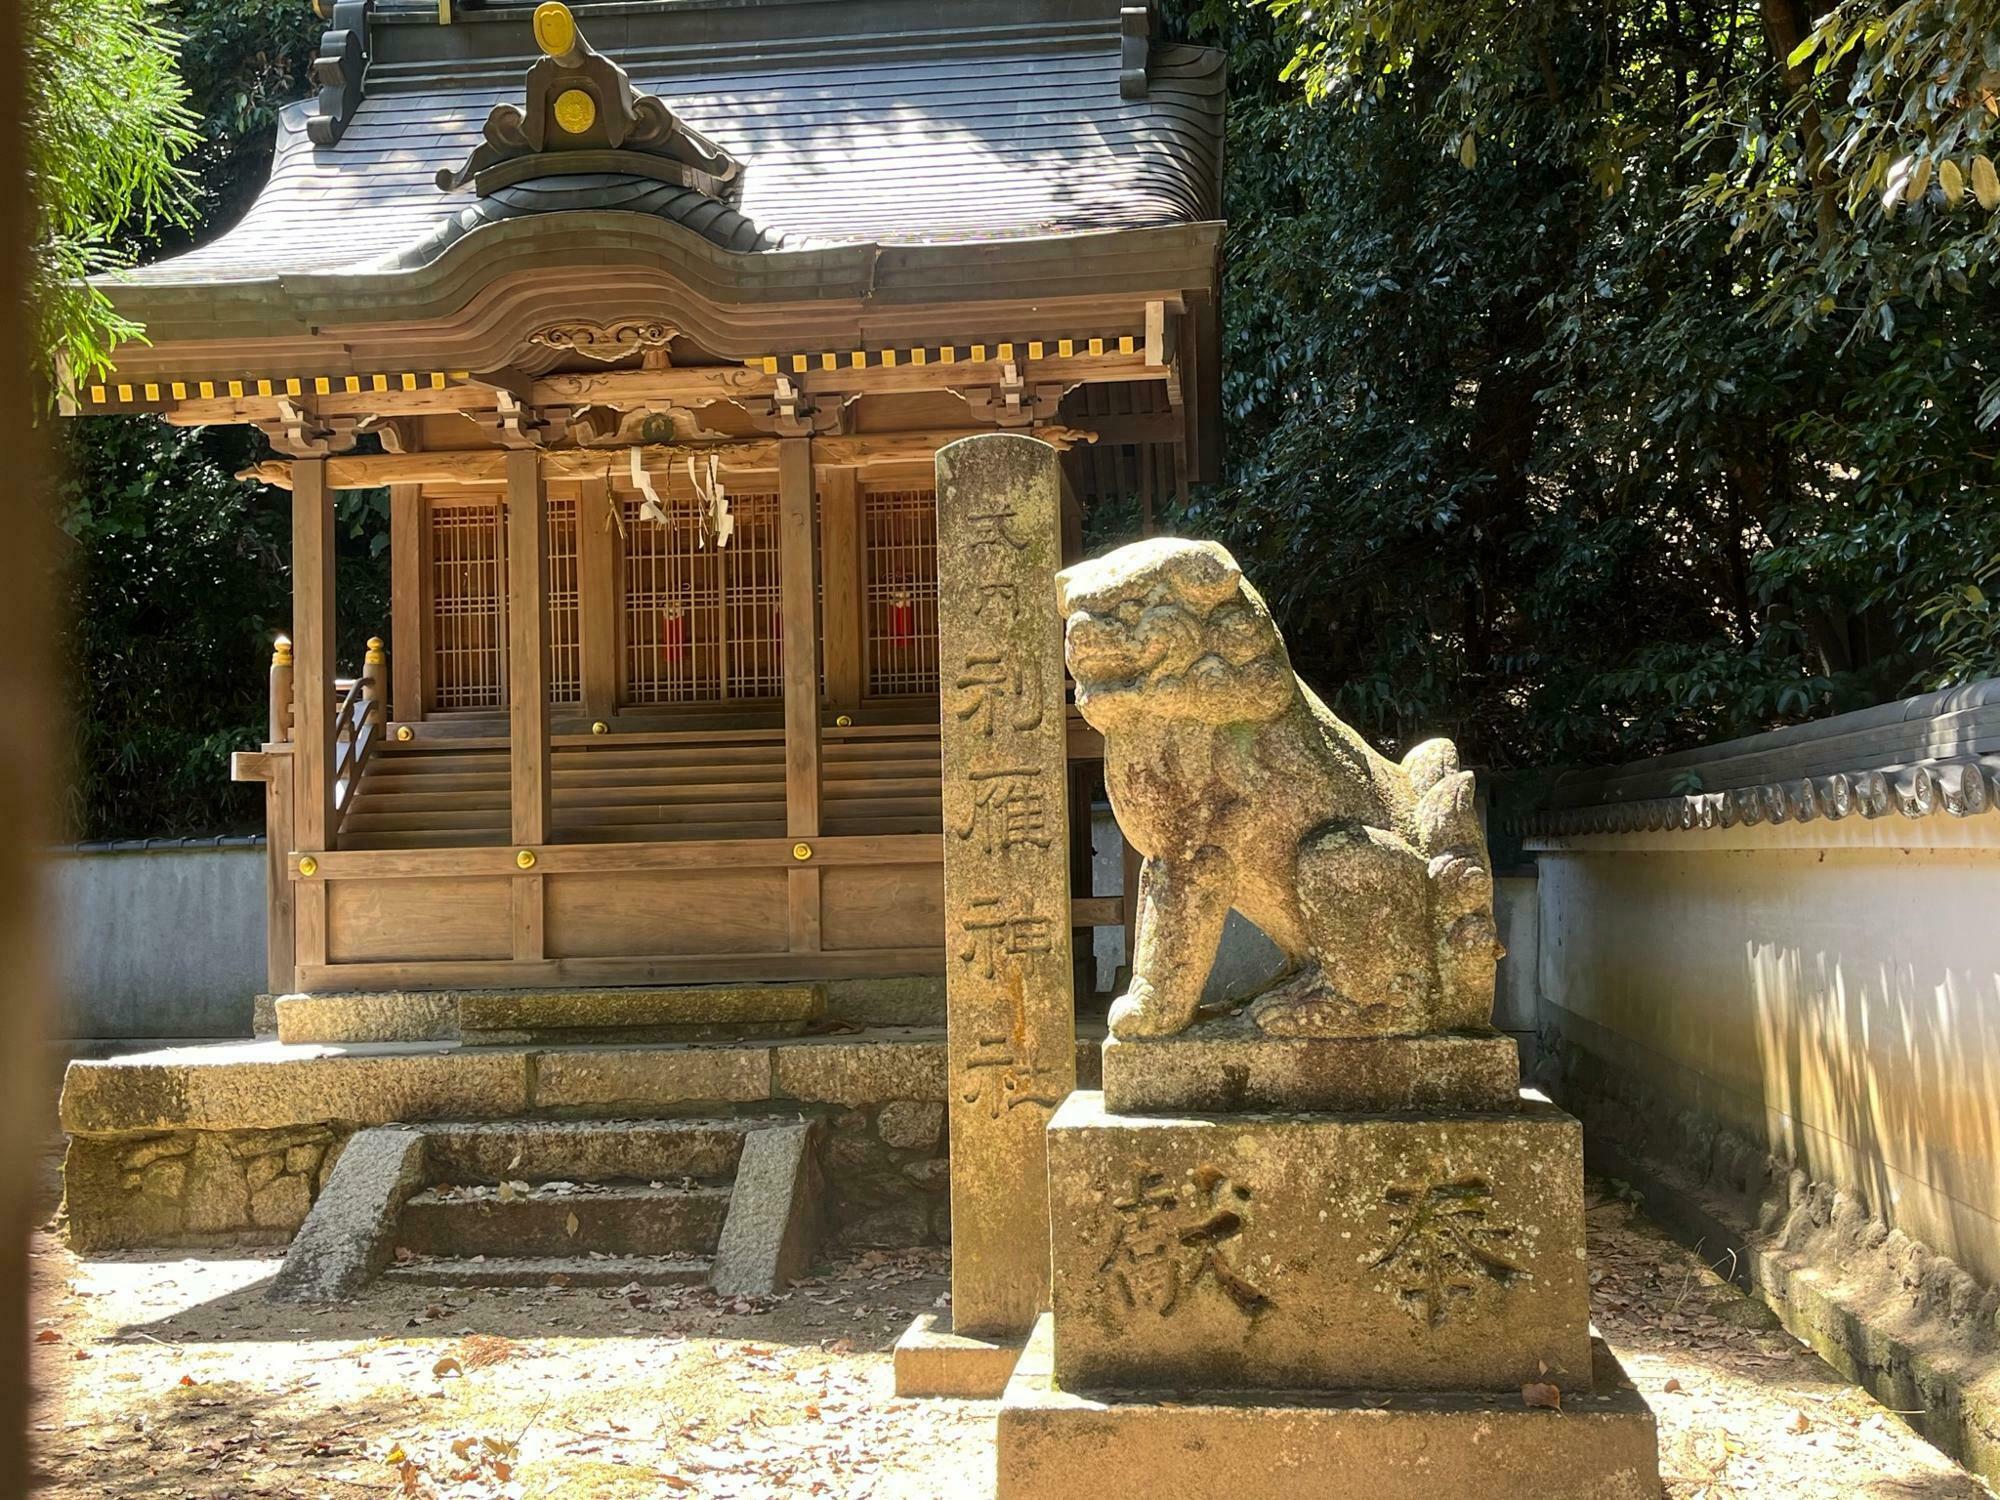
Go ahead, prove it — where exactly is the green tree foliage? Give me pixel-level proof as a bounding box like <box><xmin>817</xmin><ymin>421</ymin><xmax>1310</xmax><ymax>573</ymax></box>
<box><xmin>28</xmin><ymin>0</ymin><xmax>197</xmax><ymax>385</ymax></box>
<box><xmin>59</xmin><ymin>419</ymin><xmax>388</xmax><ymax>837</ymax></box>
<box><xmin>1164</xmin><ymin>0</ymin><xmax>2000</xmax><ymax>773</ymax></box>
<box><xmin>56</xmin><ymin>0</ymin><xmax>385</xmax><ymax>839</ymax></box>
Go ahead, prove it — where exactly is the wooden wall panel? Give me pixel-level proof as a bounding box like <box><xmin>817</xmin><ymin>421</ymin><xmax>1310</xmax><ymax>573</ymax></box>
<box><xmin>326</xmin><ymin>876</ymin><xmax>512</xmax><ymax>962</ymax></box>
<box><xmin>820</xmin><ymin>864</ymin><xmax>944</xmax><ymax>952</ymax></box>
<box><xmin>544</xmin><ymin>870</ymin><xmax>789</xmax><ymax>957</ymax></box>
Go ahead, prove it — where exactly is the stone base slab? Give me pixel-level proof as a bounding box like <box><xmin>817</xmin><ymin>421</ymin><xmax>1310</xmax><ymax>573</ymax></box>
<box><xmin>892</xmin><ymin>1312</ymin><xmax>1025</xmax><ymax>1398</ymax></box>
<box><xmin>274</xmin><ymin>984</ymin><xmax>825</xmax><ymax>1045</ymax></box>
<box><xmin>1048</xmin><ymin>1090</ymin><xmax>1591</xmax><ymax>1393</ymax></box>
<box><xmin>1102</xmin><ymin>1010</ymin><xmax>1519</xmax><ymax>1114</ymax></box>
<box><xmin>998</xmin><ymin>1315</ymin><xmax>1660</xmax><ymax>1500</ymax></box>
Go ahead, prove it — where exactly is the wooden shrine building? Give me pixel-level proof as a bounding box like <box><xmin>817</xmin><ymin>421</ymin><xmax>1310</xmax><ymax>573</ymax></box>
<box><xmin>72</xmin><ymin>0</ymin><xmax>1225</xmax><ymax>999</ymax></box>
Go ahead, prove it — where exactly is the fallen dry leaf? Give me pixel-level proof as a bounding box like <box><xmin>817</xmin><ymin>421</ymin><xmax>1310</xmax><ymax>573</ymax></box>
<box><xmin>1522</xmin><ymin>1381</ymin><xmax>1562</xmax><ymax>1411</ymax></box>
<box><xmin>1663</xmin><ymin>1377</ymin><xmax>1684</xmax><ymax>1393</ymax></box>
<box><xmin>432</xmin><ymin>1357</ymin><xmax>463</xmax><ymax>1379</ymax></box>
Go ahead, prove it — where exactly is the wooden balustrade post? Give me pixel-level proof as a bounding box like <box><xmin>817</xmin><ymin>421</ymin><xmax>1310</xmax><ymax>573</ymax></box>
<box><xmin>362</xmin><ymin>636</ymin><xmax>386</xmax><ymax>728</ymax></box>
<box><xmin>268</xmin><ymin>636</ymin><xmax>294</xmax><ymax>743</ymax></box>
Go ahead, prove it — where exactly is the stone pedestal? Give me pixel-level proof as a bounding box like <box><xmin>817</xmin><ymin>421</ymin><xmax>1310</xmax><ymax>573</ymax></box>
<box><xmin>998</xmin><ymin>1072</ymin><xmax>1660</xmax><ymax>1497</ymax></box>
<box><xmin>1045</xmin><ymin>1090</ymin><xmax>1592</xmax><ymax>1393</ymax></box>
<box><xmin>999</xmin><ymin>1315</ymin><xmax>1660</xmax><ymax>1500</ymax></box>
<box><xmin>1102</xmin><ymin>1010</ymin><xmax>1521</xmax><ymax>1114</ymax></box>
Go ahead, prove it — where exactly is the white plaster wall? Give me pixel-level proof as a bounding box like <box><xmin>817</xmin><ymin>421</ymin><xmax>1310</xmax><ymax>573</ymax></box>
<box><xmin>1535</xmin><ymin>829</ymin><xmax>2000</xmax><ymax>1286</ymax></box>
<box><xmin>44</xmin><ymin>845</ymin><xmax>265</xmax><ymax>1039</ymax></box>
<box><xmin>1493</xmin><ymin>874</ymin><xmax>1539</xmax><ymax>1033</ymax></box>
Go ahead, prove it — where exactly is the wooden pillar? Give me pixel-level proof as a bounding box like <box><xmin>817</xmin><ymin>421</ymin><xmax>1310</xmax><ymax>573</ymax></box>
<box><xmin>577</xmin><ymin>476</ymin><xmax>621</xmax><ymax>722</ymax></box>
<box><xmin>819</xmin><ymin>466</ymin><xmax>863</xmax><ymax>711</ymax></box>
<box><xmin>389</xmin><ymin>483</ymin><xmax>423</xmax><ymax>723</ymax></box>
<box><xmin>506</xmin><ymin>450</ymin><xmax>551</xmax><ymax>965</ymax></box>
<box><xmin>291</xmin><ymin>458</ymin><xmax>336</xmax><ymax>852</ymax></box>
<box><xmin>779</xmin><ymin>438</ymin><xmax>822</xmax><ymax>951</ymax></box>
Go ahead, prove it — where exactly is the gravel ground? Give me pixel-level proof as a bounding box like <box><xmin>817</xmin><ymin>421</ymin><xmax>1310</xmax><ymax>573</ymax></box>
<box><xmin>25</xmin><ymin>1177</ymin><xmax>1995</xmax><ymax>1499</ymax></box>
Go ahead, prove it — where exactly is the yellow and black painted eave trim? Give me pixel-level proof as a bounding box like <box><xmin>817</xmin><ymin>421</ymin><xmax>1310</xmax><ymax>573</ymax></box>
<box><xmin>748</xmin><ymin>335</ymin><xmax>1144</xmax><ymax>375</ymax></box>
<box><xmin>74</xmin><ymin>334</ymin><xmax>1150</xmax><ymax>414</ymax></box>
<box><xmin>83</xmin><ymin>370</ymin><xmax>472</xmax><ymax>408</ymax></box>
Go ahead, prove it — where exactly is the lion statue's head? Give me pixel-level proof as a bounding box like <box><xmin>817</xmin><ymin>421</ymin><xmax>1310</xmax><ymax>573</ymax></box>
<box><xmin>1055</xmin><ymin>539</ymin><xmax>1297</xmax><ymax>733</ymax></box>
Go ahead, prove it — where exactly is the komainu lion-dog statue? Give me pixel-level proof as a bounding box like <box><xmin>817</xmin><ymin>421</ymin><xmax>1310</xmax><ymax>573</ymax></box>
<box><xmin>1056</xmin><ymin>538</ymin><xmax>1503</xmax><ymax>1041</ymax></box>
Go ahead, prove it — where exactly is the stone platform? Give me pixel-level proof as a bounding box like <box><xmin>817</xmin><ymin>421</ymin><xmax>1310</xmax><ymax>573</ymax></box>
<box><xmin>997</xmin><ymin>1314</ymin><xmax>1661</xmax><ymax>1500</ymax></box>
<box><xmin>1047</xmin><ymin>1090</ymin><xmax>1592</xmax><ymax>1392</ymax></box>
<box><xmin>1102</xmin><ymin>1010</ymin><xmax>1522</xmax><ymax>1114</ymax></box>
<box><xmin>270</xmin><ymin>984</ymin><xmax>826</xmax><ymax>1045</ymax></box>
<box><xmin>58</xmin><ymin>1027</ymin><xmax>1099</xmax><ymax>1252</ymax></box>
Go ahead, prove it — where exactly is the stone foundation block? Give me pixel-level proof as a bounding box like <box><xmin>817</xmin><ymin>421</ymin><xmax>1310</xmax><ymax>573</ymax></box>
<box><xmin>893</xmin><ymin>1312</ymin><xmax>1025</xmax><ymax>1398</ymax></box>
<box><xmin>1047</xmin><ymin>1090</ymin><xmax>1591</xmax><ymax>1393</ymax></box>
<box><xmin>532</xmin><ymin>1045</ymin><xmax>772</xmax><ymax>1108</ymax></box>
<box><xmin>1102</xmin><ymin>1013</ymin><xmax>1519</xmax><ymax>1115</ymax></box>
<box><xmin>274</xmin><ymin>986</ymin><xmax>826</xmax><ymax>1045</ymax></box>
<box><xmin>63</xmin><ymin>1125</ymin><xmax>341</xmax><ymax>1250</ymax></box>
<box><xmin>61</xmin><ymin>1043</ymin><xmax>532</xmax><ymax>1134</ymax></box>
<box><xmin>998</xmin><ymin>1315</ymin><xmax>1659</xmax><ymax>1500</ymax></box>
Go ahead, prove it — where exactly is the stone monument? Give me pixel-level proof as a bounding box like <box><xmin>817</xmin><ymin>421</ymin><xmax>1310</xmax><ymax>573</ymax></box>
<box><xmin>995</xmin><ymin>538</ymin><xmax>1660</xmax><ymax>1498</ymax></box>
<box><xmin>895</xmin><ymin>433</ymin><xmax>1077</xmax><ymax>1398</ymax></box>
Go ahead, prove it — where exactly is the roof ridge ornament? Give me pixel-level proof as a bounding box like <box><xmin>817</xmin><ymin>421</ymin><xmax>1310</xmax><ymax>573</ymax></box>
<box><xmin>307</xmin><ymin>0</ymin><xmax>372</xmax><ymax>147</ymax></box>
<box><xmin>1120</xmin><ymin>3</ymin><xmax>1153</xmax><ymax>99</ymax></box>
<box><xmin>435</xmin><ymin>2</ymin><xmax>744</xmax><ymax>198</ymax></box>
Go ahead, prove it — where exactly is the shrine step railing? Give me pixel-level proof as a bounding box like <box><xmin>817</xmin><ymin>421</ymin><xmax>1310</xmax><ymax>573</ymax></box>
<box><xmin>267</xmin><ymin>633</ymin><xmax>387</xmax><ymax>833</ymax></box>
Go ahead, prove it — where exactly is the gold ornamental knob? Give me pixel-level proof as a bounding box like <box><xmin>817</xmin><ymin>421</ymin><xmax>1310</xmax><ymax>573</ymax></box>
<box><xmin>532</xmin><ymin>1</ymin><xmax>575</xmax><ymax>55</ymax></box>
<box><xmin>396</xmin><ymin>725</ymin><xmax>414</xmax><ymax>742</ymax></box>
<box><xmin>297</xmin><ymin>855</ymin><xmax>318</xmax><ymax>877</ymax></box>
<box><xmin>591</xmin><ymin>721</ymin><xmax>609</xmax><ymax>735</ymax></box>
<box><xmin>365</xmin><ymin>637</ymin><xmax>386</xmax><ymax>666</ymax></box>
<box><xmin>835</xmin><ymin>714</ymin><xmax>853</xmax><ymax>727</ymax></box>
<box><xmin>792</xmin><ymin>842</ymin><xmax>813</xmax><ymax>862</ymax></box>
<box><xmin>272</xmin><ymin>635</ymin><xmax>293</xmax><ymax>668</ymax></box>
<box><xmin>517</xmin><ymin>849</ymin><xmax>538</xmax><ymax>870</ymax></box>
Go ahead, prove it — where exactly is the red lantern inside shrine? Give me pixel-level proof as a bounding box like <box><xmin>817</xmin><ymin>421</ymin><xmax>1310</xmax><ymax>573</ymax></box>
<box><xmin>889</xmin><ymin>588</ymin><xmax>914</xmax><ymax>643</ymax></box>
<box><xmin>660</xmin><ymin>605</ymin><xmax>686</xmax><ymax>665</ymax></box>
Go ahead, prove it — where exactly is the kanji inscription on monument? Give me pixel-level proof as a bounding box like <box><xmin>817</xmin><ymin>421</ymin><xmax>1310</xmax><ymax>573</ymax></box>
<box><xmin>937</xmin><ymin>432</ymin><xmax>1076</xmax><ymax>1339</ymax></box>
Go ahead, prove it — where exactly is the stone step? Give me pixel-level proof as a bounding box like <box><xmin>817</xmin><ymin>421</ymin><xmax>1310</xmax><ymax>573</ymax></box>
<box><xmin>396</xmin><ymin>1183</ymin><xmax>733</xmax><ymax>1258</ymax></box>
<box><xmin>422</xmin><ymin>1119</ymin><xmax>751</xmax><ymax>1185</ymax></box>
<box><xmin>273</xmin><ymin>984</ymin><xmax>825</xmax><ymax>1045</ymax></box>
<box><xmin>383</xmin><ymin>1253</ymin><xmax>714</xmax><ymax>1289</ymax></box>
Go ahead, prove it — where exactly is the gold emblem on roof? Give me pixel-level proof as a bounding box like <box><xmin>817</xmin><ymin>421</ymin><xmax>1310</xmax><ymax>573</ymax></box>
<box><xmin>553</xmin><ymin>88</ymin><xmax>596</xmax><ymax>135</ymax></box>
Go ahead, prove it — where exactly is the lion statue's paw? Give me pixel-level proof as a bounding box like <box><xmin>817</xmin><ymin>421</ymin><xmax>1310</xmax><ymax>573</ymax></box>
<box><xmin>1107</xmin><ymin>977</ymin><xmax>1199</xmax><ymax>1040</ymax></box>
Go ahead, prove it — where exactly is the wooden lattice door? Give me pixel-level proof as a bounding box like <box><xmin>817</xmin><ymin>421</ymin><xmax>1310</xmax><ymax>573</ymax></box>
<box><xmin>620</xmin><ymin>494</ymin><xmax>783</xmax><ymax>704</ymax></box>
<box><xmin>423</xmin><ymin>493</ymin><xmax>582</xmax><ymax>713</ymax></box>
<box><xmin>863</xmin><ymin>487</ymin><xmax>940</xmax><ymax>697</ymax></box>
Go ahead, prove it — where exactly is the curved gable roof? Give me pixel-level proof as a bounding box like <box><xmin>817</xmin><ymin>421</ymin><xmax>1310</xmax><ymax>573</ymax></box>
<box><xmin>117</xmin><ymin>0</ymin><xmax>1224</xmax><ymax>288</ymax></box>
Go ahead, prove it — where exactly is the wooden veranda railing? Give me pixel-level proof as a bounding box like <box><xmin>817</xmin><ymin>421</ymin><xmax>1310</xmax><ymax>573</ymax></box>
<box><xmin>266</xmin><ymin>633</ymin><xmax>386</xmax><ymax>833</ymax></box>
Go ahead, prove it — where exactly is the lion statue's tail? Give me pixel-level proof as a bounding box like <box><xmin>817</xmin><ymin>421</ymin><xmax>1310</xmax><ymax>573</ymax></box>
<box><xmin>1402</xmin><ymin>738</ymin><xmax>1505</xmax><ymax>1030</ymax></box>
